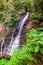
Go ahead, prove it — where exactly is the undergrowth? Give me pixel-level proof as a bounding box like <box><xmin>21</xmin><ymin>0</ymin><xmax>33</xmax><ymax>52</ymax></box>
<box><xmin>0</xmin><ymin>29</ymin><xmax>43</xmax><ymax>65</ymax></box>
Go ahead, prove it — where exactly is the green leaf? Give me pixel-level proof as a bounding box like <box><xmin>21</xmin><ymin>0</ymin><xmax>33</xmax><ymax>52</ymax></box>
<box><xmin>35</xmin><ymin>45</ymin><xmax>40</xmax><ymax>53</ymax></box>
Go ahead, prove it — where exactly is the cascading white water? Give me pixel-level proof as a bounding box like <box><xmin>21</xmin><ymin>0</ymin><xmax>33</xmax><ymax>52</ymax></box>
<box><xmin>1</xmin><ymin>37</ymin><xmax>5</xmax><ymax>54</ymax></box>
<box><xmin>9</xmin><ymin>12</ymin><xmax>29</xmax><ymax>55</ymax></box>
<box><xmin>4</xmin><ymin>12</ymin><xmax>29</xmax><ymax>55</ymax></box>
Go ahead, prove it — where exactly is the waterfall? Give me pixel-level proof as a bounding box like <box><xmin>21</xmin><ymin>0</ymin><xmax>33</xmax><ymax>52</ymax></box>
<box><xmin>3</xmin><ymin>12</ymin><xmax>29</xmax><ymax>55</ymax></box>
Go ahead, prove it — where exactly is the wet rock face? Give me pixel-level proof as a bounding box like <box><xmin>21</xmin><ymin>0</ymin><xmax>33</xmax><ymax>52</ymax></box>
<box><xmin>0</xmin><ymin>23</ymin><xmax>7</xmax><ymax>43</ymax></box>
<box><xmin>0</xmin><ymin>23</ymin><xmax>6</xmax><ymax>36</ymax></box>
<box><xmin>25</xmin><ymin>20</ymin><xmax>33</xmax><ymax>30</ymax></box>
<box><xmin>0</xmin><ymin>53</ymin><xmax>10</xmax><ymax>59</ymax></box>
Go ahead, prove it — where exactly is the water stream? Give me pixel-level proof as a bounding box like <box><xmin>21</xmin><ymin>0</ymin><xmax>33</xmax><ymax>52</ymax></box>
<box><xmin>2</xmin><ymin>12</ymin><xmax>29</xmax><ymax>55</ymax></box>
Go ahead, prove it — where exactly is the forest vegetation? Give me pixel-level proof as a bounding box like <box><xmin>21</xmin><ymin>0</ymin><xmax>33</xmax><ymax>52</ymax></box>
<box><xmin>0</xmin><ymin>0</ymin><xmax>43</xmax><ymax>65</ymax></box>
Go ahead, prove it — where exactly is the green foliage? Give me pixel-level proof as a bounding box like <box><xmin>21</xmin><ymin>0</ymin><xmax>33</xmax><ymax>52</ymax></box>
<box><xmin>0</xmin><ymin>0</ymin><xmax>43</xmax><ymax>64</ymax></box>
<box><xmin>30</xmin><ymin>12</ymin><xmax>42</xmax><ymax>19</ymax></box>
<box><xmin>0</xmin><ymin>12</ymin><xmax>4</xmax><ymax>23</ymax></box>
<box><xmin>37</xmin><ymin>27</ymin><xmax>43</xmax><ymax>31</ymax></box>
<box><xmin>39</xmin><ymin>0</ymin><xmax>43</xmax><ymax>11</ymax></box>
<box><xmin>0</xmin><ymin>29</ymin><xmax>43</xmax><ymax>65</ymax></box>
<box><xmin>21</xmin><ymin>0</ymin><xmax>31</xmax><ymax>12</ymax></box>
<box><xmin>0</xmin><ymin>0</ymin><xmax>43</xmax><ymax>25</ymax></box>
<box><xmin>30</xmin><ymin>12</ymin><xmax>43</xmax><ymax>23</ymax></box>
<box><xmin>0</xmin><ymin>59</ymin><xmax>9</xmax><ymax>65</ymax></box>
<box><xmin>33</xmin><ymin>19</ymin><xmax>39</xmax><ymax>23</ymax></box>
<box><xmin>27</xmin><ymin>29</ymin><xmax>43</xmax><ymax>54</ymax></box>
<box><xmin>0</xmin><ymin>0</ymin><xmax>20</xmax><ymax>26</ymax></box>
<box><xmin>8</xmin><ymin>14</ymin><xmax>19</xmax><ymax>27</ymax></box>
